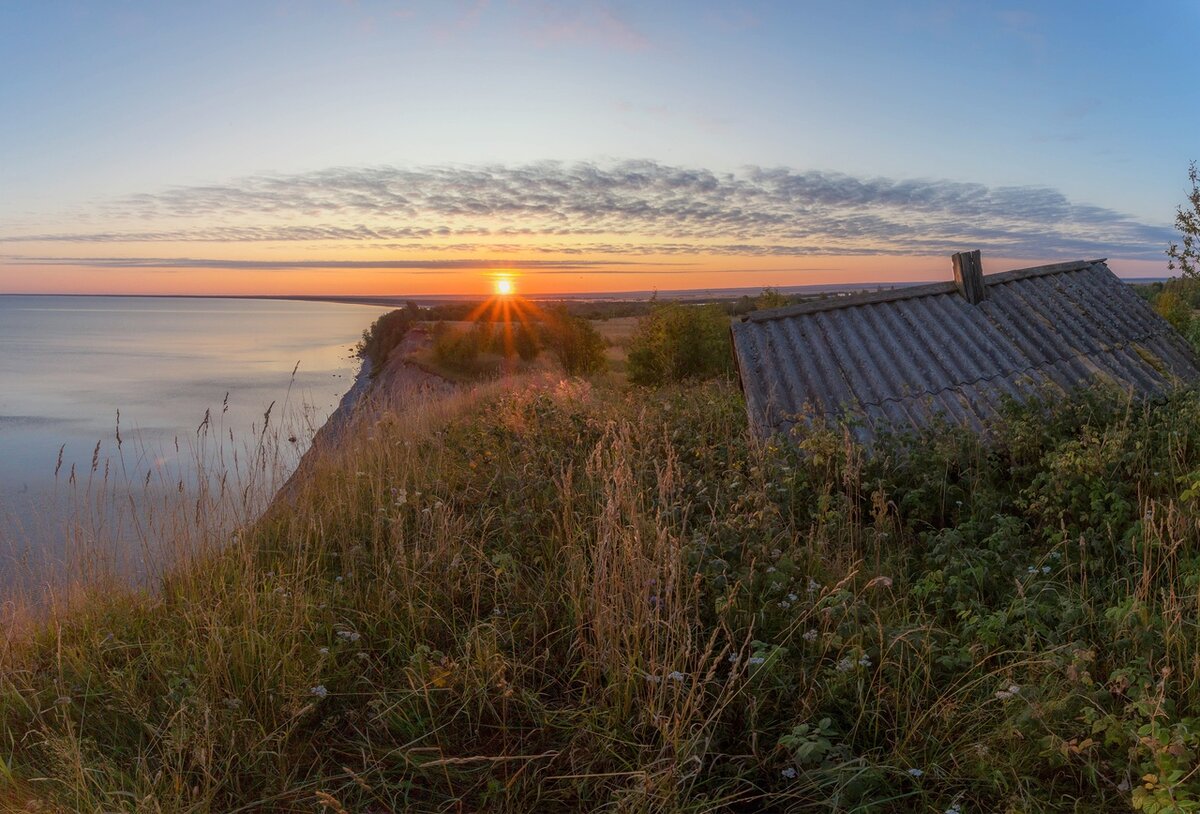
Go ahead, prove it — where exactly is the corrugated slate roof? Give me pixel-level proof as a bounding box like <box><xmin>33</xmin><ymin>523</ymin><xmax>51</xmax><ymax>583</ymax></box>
<box><xmin>731</xmin><ymin>258</ymin><xmax>1200</xmax><ymax>443</ymax></box>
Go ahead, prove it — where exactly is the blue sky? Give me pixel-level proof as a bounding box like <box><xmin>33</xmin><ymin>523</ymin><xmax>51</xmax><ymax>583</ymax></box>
<box><xmin>1</xmin><ymin>1</ymin><xmax>1197</xmax><ymax>295</ymax></box>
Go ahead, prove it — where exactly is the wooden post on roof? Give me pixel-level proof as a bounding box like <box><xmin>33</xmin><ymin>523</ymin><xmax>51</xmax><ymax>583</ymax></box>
<box><xmin>952</xmin><ymin>250</ymin><xmax>986</xmax><ymax>304</ymax></box>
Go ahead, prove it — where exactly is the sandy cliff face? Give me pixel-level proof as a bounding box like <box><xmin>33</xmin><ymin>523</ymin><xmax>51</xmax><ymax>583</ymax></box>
<box><xmin>273</xmin><ymin>325</ymin><xmax>455</xmax><ymax>504</ymax></box>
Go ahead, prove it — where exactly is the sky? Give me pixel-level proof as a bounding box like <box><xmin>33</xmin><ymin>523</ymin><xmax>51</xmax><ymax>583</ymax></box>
<box><xmin>1</xmin><ymin>0</ymin><xmax>1198</xmax><ymax>297</ymax></box>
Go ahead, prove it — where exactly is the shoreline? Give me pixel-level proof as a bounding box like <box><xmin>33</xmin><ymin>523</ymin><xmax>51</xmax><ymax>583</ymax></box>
<box><xmin>271</xmin><ymin>326</ymin><xmax>455</xmax><ymax>507</ymax></box>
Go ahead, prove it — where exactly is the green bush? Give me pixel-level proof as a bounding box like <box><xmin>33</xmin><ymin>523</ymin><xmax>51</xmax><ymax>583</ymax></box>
<box><xmin>542</xmin><ymin>308</ymin><xmax>606</xmax><ymax>375</ymax></box>
<box><xmin>432</xmin><ymin>321</ymin><xmax>490</xmax><ymax>372</ymax></box>
<box><xmin>356</xmin><ymin>304</ymin><xmax>420</xmax><ymax>373</ymax></box>
<box><xmin>626</xmin><ymin>302</ymin><xmax>733</xmax><ymax>385</ymax></box>
<box><xmin>513</xmin><ymin>322</ymin><xmax>540</xmax><ymax>361</ymax></box>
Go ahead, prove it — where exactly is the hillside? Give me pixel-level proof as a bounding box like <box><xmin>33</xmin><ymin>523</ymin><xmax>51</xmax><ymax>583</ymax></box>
<box><xmin>4</xmin><ymin>328</ymin><xmax>1200</xmax><ymax>811</ymax></box>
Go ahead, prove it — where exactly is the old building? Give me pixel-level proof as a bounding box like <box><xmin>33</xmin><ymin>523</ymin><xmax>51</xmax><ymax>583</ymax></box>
<box><xmin>731</xmin><ymin>252</ymin><xmax>1200</xmax><ymax>443</ymax></box>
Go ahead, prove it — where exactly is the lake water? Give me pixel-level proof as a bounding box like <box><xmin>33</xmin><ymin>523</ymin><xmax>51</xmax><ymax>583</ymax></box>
<box><xmin>0</xmin><ymin>295</ymin><xmax>388</xmax><ymax>592</ymax></box>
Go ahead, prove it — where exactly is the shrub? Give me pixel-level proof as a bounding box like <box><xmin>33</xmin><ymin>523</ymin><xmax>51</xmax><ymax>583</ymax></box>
<box><xmin>626</xmin><ymin>302</ymin><xmax>733</xmax><ymax>385</ymax></box>
<box><xmin>432</xmin><ymin>321</ymin><xmax>488</xmax><ymax>372</ymax></box>
<box><xmin>1155</xmin><ymin>289</ymin><xmax>1193</xmax><ymax>333</ymax></box>
<box><xmin>356</xmin><ymin>304</ymin><xmax>420</xmax><ymax>373</ymax></box>
<box><xmin>513</xmin><ymin>322</ymin><xmax>540</xmax><ymax>361</ymax></box>
<box><xmin>542</xmin><ymin>308</ymin><xmax>606</xmax><ymax>375</ymax></box>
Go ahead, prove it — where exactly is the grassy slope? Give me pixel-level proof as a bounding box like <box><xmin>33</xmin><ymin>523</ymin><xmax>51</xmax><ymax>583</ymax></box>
<box><xmin>4</xmin><ymin>374</ymin><xmax>1200</xmax><ymax>811</ymax></box>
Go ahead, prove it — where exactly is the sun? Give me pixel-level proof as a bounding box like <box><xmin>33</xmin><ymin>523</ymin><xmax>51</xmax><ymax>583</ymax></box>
<box><xmin>495</xmin><ymin>277</ymin><xmax>515</xmax><ymax>296</ymax></box>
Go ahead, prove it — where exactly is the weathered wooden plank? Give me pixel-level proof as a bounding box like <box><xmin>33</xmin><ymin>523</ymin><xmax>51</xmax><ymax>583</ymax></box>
<box><xmin>953</xmin><ymin>250</ymin><xmax>987</xmax><ymax>304</ymax></box>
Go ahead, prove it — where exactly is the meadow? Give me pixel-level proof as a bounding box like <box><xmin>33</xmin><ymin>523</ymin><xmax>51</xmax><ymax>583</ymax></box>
<box><xmin>4</xmin><ymin>302</ymin><xmax>1200</xmax><ymax>812</ymax></box>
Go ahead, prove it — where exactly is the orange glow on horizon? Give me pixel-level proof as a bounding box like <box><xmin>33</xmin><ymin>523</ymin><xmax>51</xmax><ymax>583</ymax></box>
<box><xmin>495</xmin><ymin>277</ymin><xmax>515</xmax><ymax>296</ymax></box>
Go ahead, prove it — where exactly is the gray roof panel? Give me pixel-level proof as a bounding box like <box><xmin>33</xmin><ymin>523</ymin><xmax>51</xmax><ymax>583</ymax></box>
<box><xmin>731</xmin><ymin>260</ymin><xmax>1200</xmax><ymax>441</ymax></box>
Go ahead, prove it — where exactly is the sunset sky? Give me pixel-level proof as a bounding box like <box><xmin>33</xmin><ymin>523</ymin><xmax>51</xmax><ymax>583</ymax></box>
<box><xmin>2</xmin><ymin>1</ymin><xmax>1198</xmax><ymax>297</ymax></box>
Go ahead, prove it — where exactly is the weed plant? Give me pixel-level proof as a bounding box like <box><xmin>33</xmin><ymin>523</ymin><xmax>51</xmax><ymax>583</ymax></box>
<box><xmin>4</xmin><ymin>377</ymin><xmax>1200</xmax><ymax>812</ymax></box>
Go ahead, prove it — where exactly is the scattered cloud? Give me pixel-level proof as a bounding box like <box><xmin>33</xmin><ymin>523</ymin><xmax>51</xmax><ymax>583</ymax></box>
<box><xmin>515</xmin><ymin>0</ymin><xmax>650</xmax><ymax>51</ymax></box>
<box><xmin>2</xmin><ymin>160</ymin><xmax>1174</xmax><ymax>267</ymax></box>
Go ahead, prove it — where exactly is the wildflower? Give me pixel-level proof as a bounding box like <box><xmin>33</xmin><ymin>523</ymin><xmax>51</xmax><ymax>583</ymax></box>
<box><xmin>995</xmin><ymin>684</ymin><xmax>1021</xmax><ymax>700</ymax></box>
<box><xmin>310</xmin><ymin>685</ymin><xmax>329</xmax><ymax>698</ymax></box>
<box><xmin>781</xmin><ymin>767</ymin><xmax>797</xmax><ymax>779</ymax></box>
<box><xmin>807</xmin><ymin>578</ymin><xmax>821</xmax><ymax>595</ymax></box>
<box><xmin>54</xmin><ymin>696</ymin><xmax>71</xmax><ymax>706</ymax></box>
<box><xmin>766</xmin><ymin>566</ymin><xmax>777</xmax><ymax>574</ymax></box>
<box><xmin>645</xmin><ymin>674</ymin><xmax>662</xmax><ymax>684</ymax></box>
<box><xmin>394</xmin><ymin>488</ymin><xmax>407</xmax><ymax>506</ymax></box>
<box><xmin>836</xmin><ymin>657</ymin><xmax>854</xmax><ymax>673</ymax></box>
<box><xmin>1041</xmin><ymin>565</ymin><xmax>1050</xmax><ymax>574</ymax></box>
<box><xmin>492</xmin><ymin>606</ymin><xmax>504</xmax><ymax>617</ymax></box>
<box><xmin>335</xmin><ymin>575</ymin><xmax>344</xmax><ymax>583</ymax></box>
<box><xmin>786</xmin><ymin>592</ymin><xmax>799</xmax><ymax>602</ymax></box>
<box><xmin>1026</xmin><ymin>566</ymin><xmax>1038</xmax><ymax>574</ymax></box>
<box><xmin>747</xmin><ymin>656</ymin><xmax>766</xmax><ymax>666</ymax></box>
<box><xmin>858</xmin><ymin>655</ymin><xmax>873</xmax><ymax>669</ymax></box>
<box><xmin>337</xmin><ymin>630</ymin><xmax>361</xmax><ymax>642</ymax></box>
<box><xmin>318</xmin><ymin>647</ymin><xmax>329</xmax><ymax>656</ymax></box>
<box><xmin>907</xmin><ymin>768</ymin><xmax>924</xmax><ymax>777</ymax></box>
<box><xmin>667</xmin><ymin>671</ymin><xmax>686</xmax><ymax>683</ymax></box>
<box><xmin>803</xmin><ymin>629</ymin><xmax>819</xmax><ymax>642</ymax></box>
<box><xmin>778</xmin><ymin>600</ymin><xmax>791</xmax><ymax>609</ymax></box>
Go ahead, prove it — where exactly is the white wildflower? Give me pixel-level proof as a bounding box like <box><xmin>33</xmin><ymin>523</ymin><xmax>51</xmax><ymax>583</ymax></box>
<box><xmin>807</xmin><ymin>578</ymin><xmax>821</xmax><ymax>595</ymax></box>
<box><xmin>995</xmin><ymin>684</ymin><xmax>1021</xmax><ymax>700</ymax></box>
<box><xmin>836</xmin><ymin>657</ymin><xmax>854</xmax><ymax>673</ymax></box>
<box><xmin>858</xmin><ymin>655</ymin><xmax>873</xmax><ymax>668</ymax></box>
<box><xmin>667</xmin><ymin>671</ymin><xmax>686</xmax><ymax>683</ymax></box>
<box><xmin>747</xmin><ymin>656</ymin><xmax>766</xmax><ymax>666</ymax></box>
<box><xmin>907</xmin><ymin>768</ymin><xmax>924</xmax><ymax>777</ymax></box>
<box><xmin>781</xmin><ymin>767</ymin><xmax>797</xmax><ymax>779</ymax></box>
<box><xmin>394</xmin><ymin>488</ymin><xmax>407</xmax><ymax>506</ymax></box>
<box><xmin>1041</xmin><ymin>565</ymin><xmax>1051</xmax><ymax>574</ymax></box>
<box><xmin>318</xmin><ymin>647</ymin><xmax>329</xmax><ymax>656</ymax></box>
<box><xmin>310</xmin><ymin>685</ymin><xmax>329</xmax><ymax>698</ymax></box>
<box><xmin>645</xmin><ymin>674</ymin><xmax>662</xmax><ymax>684</ymax></box>
<box><xmin>778</xmin><ymin>600</ymin><xmax>791</xmax><ymax>609</ymax></box>
<box><xmin>803</xmin><ymin>629</ymin><xmax>819</xmax><ymax>642</ymax></box>
<box><xmin>787</xmin><ymin>592</ymin><xmax>799</xmax><ymax>602</ymax></box>
<box><xmin>766</xmin><ymin>566</ymin><xmax>777</xmax><ymax>574</ymax></box>
<box><xmin>337</xmin><ymin>630</ymin><xmax>361</xmax><ymax>642</ymax></box>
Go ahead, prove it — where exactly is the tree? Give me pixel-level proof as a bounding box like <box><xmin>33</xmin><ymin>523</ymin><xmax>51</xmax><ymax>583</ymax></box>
<box><xmin>1168</xmin><ymin>161</ymin><xmax>1200</xmax><ymax>280</ymax></box>
<box><xmin>626</xmin><ymin>302</ymin><xmax>733</xmax><ymax>386</ymax></box>
<box><xmin>756</xmin><ymin>287</ymin><xmax>791</xmax><ymax>310</ymax></box>
<box><xmin>543</xmin><ymin>307</ymin><xmax>606</xmax><ymax>375</ymax></box>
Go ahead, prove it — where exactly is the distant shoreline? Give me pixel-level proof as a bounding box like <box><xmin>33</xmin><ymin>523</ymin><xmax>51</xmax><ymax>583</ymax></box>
<box><xmin>0</xmin><ymin>276</ymin><xmax>1175</xmax><ymax>308</ymax></box>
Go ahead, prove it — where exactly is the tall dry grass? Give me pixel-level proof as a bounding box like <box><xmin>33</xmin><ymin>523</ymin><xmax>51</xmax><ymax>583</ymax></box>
<box><xmin>4</xmin><ymin>375</ymin><xmax>1200</xmax><ymax>811</ymax></box>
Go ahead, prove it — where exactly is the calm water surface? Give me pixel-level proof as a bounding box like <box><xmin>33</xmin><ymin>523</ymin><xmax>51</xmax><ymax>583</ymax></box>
<box><xmin>0</xmin><ymin>295</ymin><xmax>388</xmax><ymax>586</ymax></box>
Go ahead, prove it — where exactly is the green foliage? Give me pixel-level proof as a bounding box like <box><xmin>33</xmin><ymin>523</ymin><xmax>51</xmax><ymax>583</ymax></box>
<box><xmin>756</xmin><ymin>286</ymin><xmax>792</xmax><ymax>310</ymax></box>
<box><xmin>626</xmin><ymin>302</ymin><xmax>733</xmax><ymax>385</ymax></box>
<box><xmin>512</xmin><ymin>321</ymin><xmax>540</xmax><ymax>361</ymax></box>
<box><xmin>356</xmin><ymin>304</ymin><xmax>420</xmax><ymax>373</ymax></box>
<box><xmin>541</xmin><ymin>307</ymin><xmax>606</xmax><ymax>375</ymax></box>
<box><xmin>431</xmin><ymin>320</ymin><xmax>488</xmax><ymax>372</ymax></box>
<box><xmin>1155</xmin><ymin>289</ymin><xmax>1193</xmax><ymax>333</ymax></box>
<box><xmin>17</xmin><ymin>377</ymin><xmax>1200</xmax><ymax>810</ymax></box>
<box><xmin>1168</xmin><ymin>161</ymin><xmax>1200</xmax><ymax>280</ymax></box>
